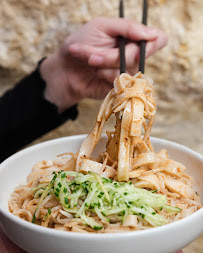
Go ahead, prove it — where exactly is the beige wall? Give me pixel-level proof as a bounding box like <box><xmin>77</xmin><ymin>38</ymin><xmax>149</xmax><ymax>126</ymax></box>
<box><xmin>0</xmin><ymin>1</ymin><xmax>202</xmax><ymax>251</ymax></box>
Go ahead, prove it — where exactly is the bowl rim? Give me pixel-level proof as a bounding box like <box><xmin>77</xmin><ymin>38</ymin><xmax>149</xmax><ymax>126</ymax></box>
<box><xmin>0</xmin><ymin>134</ymin><xmax>203</xmax><ymax>240</ymax></box>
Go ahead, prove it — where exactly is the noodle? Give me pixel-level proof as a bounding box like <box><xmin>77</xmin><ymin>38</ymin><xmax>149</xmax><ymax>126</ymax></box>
<box><xmin>8</xmin><ymin>72</ymin><xmax>202</xmax><ymax>233</ymax></box>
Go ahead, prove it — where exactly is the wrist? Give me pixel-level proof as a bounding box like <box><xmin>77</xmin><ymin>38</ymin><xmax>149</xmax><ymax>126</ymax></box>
<box><xmin>39</xmin><ymin>52</ymin><xmax>78</xmax><ymax>113</ymax></box>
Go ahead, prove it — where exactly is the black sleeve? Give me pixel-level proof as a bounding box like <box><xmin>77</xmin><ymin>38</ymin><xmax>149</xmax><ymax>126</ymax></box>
<box><xmin>0</xmin><ymin>61</ymin><xmax>78</xmax><ymax>163</ymax></box>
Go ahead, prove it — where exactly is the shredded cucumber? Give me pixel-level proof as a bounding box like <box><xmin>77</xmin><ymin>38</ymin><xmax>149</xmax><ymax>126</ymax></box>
<box><xmin>163</xmin><ymin>204</ymin><xmax>182</xmax><ymax>213</ymax></box>
<box><xmin>32</xmin><ymin>171</ymin><xmax>181</xmax><ymax>229</ymax></box>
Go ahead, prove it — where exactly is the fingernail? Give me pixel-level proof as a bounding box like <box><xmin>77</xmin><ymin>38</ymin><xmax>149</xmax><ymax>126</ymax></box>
<box><xmin>89</xmin><ymin>55</ymin><xmax>104</xmax><ymax>65</ymax></box>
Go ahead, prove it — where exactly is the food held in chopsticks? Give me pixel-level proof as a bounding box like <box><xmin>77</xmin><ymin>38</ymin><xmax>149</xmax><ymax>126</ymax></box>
<box><xmin>9</xmin><ymin>73</ymin><xmax>202</xmax><ymax>233</ymax></box>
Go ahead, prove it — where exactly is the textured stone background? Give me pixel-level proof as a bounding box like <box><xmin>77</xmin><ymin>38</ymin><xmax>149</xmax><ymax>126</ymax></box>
<box><xmin>0</xmin><ymin>0</ymin><xmax>202</xmax><ymax>252</ymax></box>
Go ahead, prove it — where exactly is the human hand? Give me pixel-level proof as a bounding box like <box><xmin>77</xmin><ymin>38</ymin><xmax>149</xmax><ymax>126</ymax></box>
<box><xmin>40</xmin><ymin>17</ymin><xmax>168</xmax><ymax>113</ymax></box>
<box><xmin>0</xmin><ymin>229</ymin><xmax>27</xmax><ymax>253</ymax></box>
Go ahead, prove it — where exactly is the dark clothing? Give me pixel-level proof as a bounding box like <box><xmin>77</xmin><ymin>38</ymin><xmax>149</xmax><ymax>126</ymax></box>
<box><xmin>0</xmin><ymin>62</ymin><xmax>78</xmax><ymax>163</ymax></box>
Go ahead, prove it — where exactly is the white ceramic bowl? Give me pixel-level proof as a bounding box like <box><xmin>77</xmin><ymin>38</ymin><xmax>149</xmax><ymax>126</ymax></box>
<box><xmin>0</xmin><ymin>135</ymin><xmax>202</xmax><ymax>253</ymax></box>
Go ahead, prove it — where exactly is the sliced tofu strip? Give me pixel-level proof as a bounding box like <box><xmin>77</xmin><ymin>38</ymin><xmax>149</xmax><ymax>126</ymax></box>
<box><xmin>113</xmin><ymin>73</ymin><xmax>131</xmax><ymax>94</ymax></box>
<box><xmin>76</xmin><ymin>122</ymin><xmax>100</xmax><ymax>172</ymax></box>
<box><xmin>76</xmin><ymin>90</ymin><xmax>114</xmax><ymax>172</ymax></box>
<box><xmin>156</xmin><ymin>149</ymin><xmax>168</xmax><ymax>159</ymax></box>
<box><xmin>161</xmin><ymin>173</ymin><xmax>194</xmax><ymax>198</ymax></box>
<box><xmin>122</xmin><ymin>215</ymin><xmax>138</xmax><ymax>227</ymax></box>
<box><xmin>132</xmin><ymin>152</ymin><xmax>157</xmax><ymax>169</ymax></box>
<box><xmin>134</xmin><ymin>174</ymin><xmax>161</xmax><ymax>190</ymax></box>
<box><xmin>117</xmin><ymin>101</ymin><xmax>132</xmax><ymax>181</ymax></box>
<box><xmin>112</xmin><ymin>88</ymin><xmax>145</xmax><ymax>112</ymax></box>
<box><xmin>129</xmin><ymin>167</ymin><xmax>148</xmax><ymax>178</ymax></box>
<box><xmin>79</xmin><ymin>159</ymin><xmax>116</xmax><ymax>179</ymax></box>
<box><xmin>97</xmin><ymin>89</ymin><xmax>114</xmax><ymax>122</ymax></box>
<box><xmin>106</xmin><ymin>116</ymin><xmax>121</xmax><ymax>162</ymax></box>
<box><xmin>130</xmin><ymin>97</ymin><xmax>144</xmax><ymax>137</ymax></box>
<box><xmin>130</xmin><ymin>79</ymin><xmax>146</xmax><ymax>137</ymax></box>
<box><xmin>61</xmin><ymin>157</ymin><xmax>76</xmax><ymax>172</ymax></box>
<box><xmin>162</xmin><ymin>159</ymin><xmax>186</xmax><ymax>178</ymax></box>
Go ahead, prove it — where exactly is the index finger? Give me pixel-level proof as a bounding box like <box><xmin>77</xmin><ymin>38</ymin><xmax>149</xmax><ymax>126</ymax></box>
<box><xmin>97</xmin><ymin>17</ymin><xmax>160</xmax><ymax>41</ymax></box>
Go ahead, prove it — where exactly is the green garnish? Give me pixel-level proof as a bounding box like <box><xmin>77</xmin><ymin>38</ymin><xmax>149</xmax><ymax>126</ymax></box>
<box><xmin>64</xmin><ymin>197</ymin><xmax>69</xmax><ymax>205</ymax></box>
<box><xmin>151</xmin><ymin>190</ymin><xmax>158</xmax><ymax>193</ymax></box>
<box><xmin>93</xmin><ymin>226</ymin><xmax>103</xmax><ymax>231</ymax></box>
<box><xmin>54</xmin><ymin>192</ymin><xmax>59</xmax><ymax>197</ymax></box>
<box><xmin>63</xmin><ymin>187</ymin><xmax>68</xmax><ymax>194</ymax></box>
<box><xmin>32</xmin><ymin>210</ymin><xmax>36</xmax><ymax>223</ymax></box>
<box><xmin>56</xmin><ymin>188</ymin><xmax>60</xmax><ymax>193</ymax></box>
<box><xmin>32</xmin><ymin>171</ymin><xmax>181</xmax><ymax>230</ymax></box>
<box><xmin>61</xmin><ymin>173</ymin><xmax>66</xmax><ymax>178</ymax></box>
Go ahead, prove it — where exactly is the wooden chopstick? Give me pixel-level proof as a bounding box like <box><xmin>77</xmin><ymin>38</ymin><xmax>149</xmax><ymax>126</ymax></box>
<box><xmin>139</xmin><ymin>0</ymin><xmax>148</xmax><ymax>74</ymax></box>
<box><xmin>119</xmin><ymin>0</ymin><xmax>126</xmax><ymax>74</ymax></box>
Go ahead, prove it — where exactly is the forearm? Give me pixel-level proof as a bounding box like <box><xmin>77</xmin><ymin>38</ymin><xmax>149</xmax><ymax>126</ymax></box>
<box><xmin>0</xmin><ymin>63</ymin><xmax>78</xmax><ymax>163</ymax></box>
